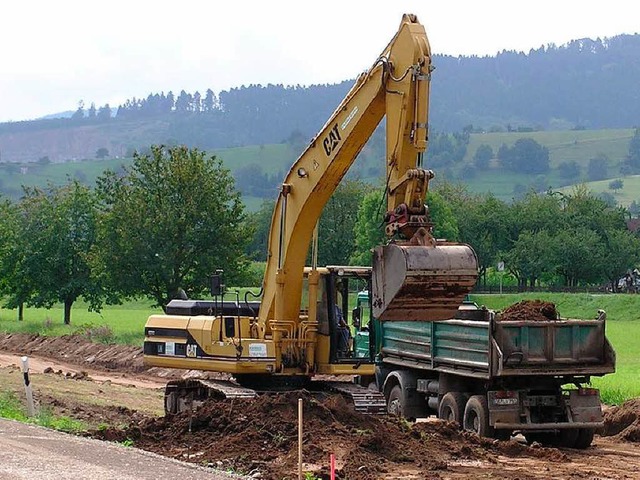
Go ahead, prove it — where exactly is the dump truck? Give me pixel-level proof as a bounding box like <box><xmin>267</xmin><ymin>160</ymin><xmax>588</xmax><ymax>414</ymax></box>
<box><xmin>350</xmin><ymin>286</ymin><xmax>616</xmax><ymax>448</ymax></box>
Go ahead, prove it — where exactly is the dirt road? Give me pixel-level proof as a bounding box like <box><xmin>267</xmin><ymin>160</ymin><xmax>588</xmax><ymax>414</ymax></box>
<box><xmin>0</xmin><ymin>418</ymin><xmax>241</xmax><ymax>480</ymax></box>
<box><xmin>1</xmin><ymin>333</ymin><xmax>639</xmax><ymax>480</ymax></box>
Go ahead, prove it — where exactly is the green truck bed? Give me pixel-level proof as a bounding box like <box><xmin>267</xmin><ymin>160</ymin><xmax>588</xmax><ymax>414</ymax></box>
<box><xmin>378</xmin><ymin>305</ymin><xmax>615</xmax><ymax>379</ymax></box>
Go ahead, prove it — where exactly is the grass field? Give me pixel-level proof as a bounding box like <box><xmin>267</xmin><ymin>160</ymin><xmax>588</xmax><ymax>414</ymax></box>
<box><xmin>1</xmin><ymin>292</ymin><xmax>638</xmax><ymax>404</ymax></box>
<box><xmin>0</xmin><ymin>299</ymin><xmax>160</xmax><ymax>346</ymax></box>
<box><xmin>465</xmin><ymin>129</ymin><xmax>634</xmax><ymax>168</ymax></box>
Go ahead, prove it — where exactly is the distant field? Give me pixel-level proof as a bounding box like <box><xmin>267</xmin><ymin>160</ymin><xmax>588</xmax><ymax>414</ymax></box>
<box><xmin>556</xmin><ymin>175</ymin><xmax>640</xmax><ymax>207</ymax></box>
<box><xmin>466</xmin><ymin>129</ymin><xmax>634</xmax><ymax>168</ymax></box>
<box><xmin>1</xmin><ymin>128</ymin><xmax>637</xmax><ymax>209</ymax></box>
<box><xmin>460</xmin><ymin>128</ymin><xmax>636</xmax><ymax>201</ymax></box>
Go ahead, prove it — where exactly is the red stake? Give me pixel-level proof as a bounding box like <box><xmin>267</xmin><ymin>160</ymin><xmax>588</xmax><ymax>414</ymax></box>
<box><xmin>330</xmin><ymin>453</ymin><xmax>335</xmax><ymax>480</ymax></box>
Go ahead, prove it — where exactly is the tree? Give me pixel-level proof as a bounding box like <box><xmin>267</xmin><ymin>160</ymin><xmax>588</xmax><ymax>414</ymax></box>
<box><xmin>626</xmin><ymin>128</ymin><xmax>640</xmax><ymax>170</ymax></box>
<box><xmin>445</xmin><ymin>189</ymin><xmax>512</xmax><ymax>286</ymax></box>
<box><xmin>550</xmin><ymin>227</ymin><xmax>604</xmax><ymax>286</ymax></box>
<box><xmin>0</xmin><ymin>197</ymin><xmax>31</xmax><ymax>320</ymax></box>
<box><xmin>97</xmin><ymin>104</ymin><xmax>112</xmax><ymax>121</ymax></box>
<box><xmin>505</xmin><ymin>230</ymin><xmax>552</xmax><ymax>289</ymax></box>
<box><xmin>600</xmin><ymin>230</ymin><xmax>640</xmax><ymax>291</ymax></box>
<box><xmin>245</xmin><ymin>199</ymin><xmax>275</xmax><ymax>261</ymax></box>
<box><xmin>500</xmin><ymin>138</ymin><xmax>550</xmax><ymax>174</ymax></box>
<box><xmin>609</xmin><ymin>179</ymin><xmax>624</xmax><ymax>192</ymax></box>
<box><xmin>18</xmin><ymin>182</ymin><xmax>101</xmax><ymax>324</ymax></box>
<box><xmin>557</xmin><ymin>160</ymin><xmax>580</xmax><ymax>180</ymax></box>
<box><xmin>350</xmin><ymin>188</ymin><xmax>386</xmax><ymax>265</ymax></box>
<box><xmin>71</xmin><ymin>100</ymin><xmax>85</xmax><ymax>120</ymax></box>
<box><xmin>317</xmin><ymin>180</ymin><xmax>368</xmax><ymax>266</ymax></box>
<box><xmin>473</xmin><ymin>144</ymin><xmax>493</xmax><ymax>169</ymax></box>
<box><xmin>587</xmin><ymin>154</ymin><xmax>609</xmax><ymax>181</ymax></box>
<box><xmin>95</xmin><ymin>145</ymin><xmax>250</xmax><ymax>309</ymax></box>
<box><xmin>96</xmin><ymin>147</ymin><xmax>110</xmax><ymax>159</ymax></box>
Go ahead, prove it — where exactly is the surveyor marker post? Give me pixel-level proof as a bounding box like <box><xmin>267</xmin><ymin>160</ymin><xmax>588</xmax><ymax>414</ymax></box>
<box><xmin>21</xmin><ymin>356</ymin><xmax>35</xmax><ymax>417</ymax></box>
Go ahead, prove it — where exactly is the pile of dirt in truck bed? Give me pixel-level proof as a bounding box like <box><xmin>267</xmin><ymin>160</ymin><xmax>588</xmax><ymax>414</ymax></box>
<box><xmin>498</xmin><ymin>300</ymin><xmax>559</xmax><ymax>322</ymax></box>
<box><xmin>89</xmin><ymin>391</ymin><xmax>566</xmax><ymax>480</ymax></box>
<box><xmin>601</xmin><ymin>398</ymin><xmax>640</xmax><ymax>442</ymax></box>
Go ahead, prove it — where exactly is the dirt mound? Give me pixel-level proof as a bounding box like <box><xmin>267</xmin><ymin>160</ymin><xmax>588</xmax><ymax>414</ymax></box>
<box><xmin>498</xmin><ymin>300</ymin><xmax>559</xmax><ymax>322</ymax></box>
<box><xmin>0</xmin><ymin>333</ymin><xmax>146</xmax><ymax>372</ymax></box>
<box><xmin>88</xmin><ymin>391</ymin><xmax>565</xmax><ymax>480</ymax></box>
<box><xmin>601</xmin><ymin>398</ymin><xmax>640</xmax><ymax>442</ymax></box>
<box><xmin>0</xmin><ymin>333</ymin><xmax>182</xmax><ymax>379</ymax></box>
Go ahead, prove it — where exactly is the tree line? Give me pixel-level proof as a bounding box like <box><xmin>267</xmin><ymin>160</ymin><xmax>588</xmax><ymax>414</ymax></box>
<box><xmin>0</xmin><ymin>146</ymin><xmax>249</xmax><ymax>324</ymax></box>
<box><xmin>2</xmin><ymin>145</ymin><xmax>639</xmax><ymax>324</ymax></box>
<box><xmin>2</xmin><ymin>33</ymin><xmax>640</xmax><ymax>152</ymax></box>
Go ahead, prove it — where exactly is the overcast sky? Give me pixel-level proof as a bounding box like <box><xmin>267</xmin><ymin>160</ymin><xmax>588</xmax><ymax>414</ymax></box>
<box><xmin>1</xmin><ymin>0</ymin><xmax>638</xmax><ymax>123</ymax></box>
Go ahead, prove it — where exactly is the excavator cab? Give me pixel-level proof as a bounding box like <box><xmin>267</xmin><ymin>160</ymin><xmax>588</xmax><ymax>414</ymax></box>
<box><xmin>313</xmin><ymin>266</ymin><xmax>375</xmax><ymax>365</ymax></box>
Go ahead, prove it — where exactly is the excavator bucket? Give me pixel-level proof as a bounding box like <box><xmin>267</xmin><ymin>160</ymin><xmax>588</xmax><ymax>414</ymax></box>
<box><xmin>371</xmin><ymin>243</ymin><xmax>478</xmax><ymax>321</ymax></box>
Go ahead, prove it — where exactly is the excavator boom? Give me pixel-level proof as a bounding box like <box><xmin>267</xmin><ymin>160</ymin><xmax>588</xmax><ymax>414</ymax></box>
<box><xmin>143</xmin><ymin>15</ymin><xmax>478</xmax><ymax>403</ymax></box>
<box><xmin>260</xmin><ymin>14</ymin><xmax>477</xmax><ymax>329</ymax></box>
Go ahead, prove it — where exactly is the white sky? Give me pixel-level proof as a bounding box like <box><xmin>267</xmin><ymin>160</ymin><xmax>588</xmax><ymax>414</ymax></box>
<box><xmin>1</xmin><ymin>0</ymin><xmax>638</xmax><ymax>123</ymax></box>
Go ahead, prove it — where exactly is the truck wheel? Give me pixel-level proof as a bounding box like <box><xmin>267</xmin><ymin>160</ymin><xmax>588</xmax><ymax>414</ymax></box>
<box><xmin>573</xmin><ymin>428</ymin><xmax>595</xmax><ymax>449</ymax></box>
<box><xmin>558</xmin><ymin>429</ymin><xmax>579</xmax><ymax>448</ymax></box>
<box><xmin>463</xmin><ymin>395</ymin><xmax>494</xmax><ymax>438</ymax></box>
<box><xmin>438</xmin><ymin>392</ymin><xmax>465</xmax><ymax>427</ymax></box>
<box><xmin>387</xmin><ymin>385</ymin><xmax>404</xmax><ymax>417</ymax></box>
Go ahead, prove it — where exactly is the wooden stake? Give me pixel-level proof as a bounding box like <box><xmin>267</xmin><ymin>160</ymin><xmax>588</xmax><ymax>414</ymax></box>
<box><xmin>298</xmin><ymin>398</ymin><xmax>303</xmax><ymax>480</ymax></box>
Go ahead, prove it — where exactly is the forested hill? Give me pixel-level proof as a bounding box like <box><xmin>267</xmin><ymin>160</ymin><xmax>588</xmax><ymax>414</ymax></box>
<box><xmin>1</xmin><ymin>34</ymin><xmax>639</xmax><ymax>163</ymax></box>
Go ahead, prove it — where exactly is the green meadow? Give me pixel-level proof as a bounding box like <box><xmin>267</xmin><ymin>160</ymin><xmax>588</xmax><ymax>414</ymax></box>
<box><xmin>2</xmin><ymin>128</ymin><xmax>637</xmax><ymax>210</ymax></box>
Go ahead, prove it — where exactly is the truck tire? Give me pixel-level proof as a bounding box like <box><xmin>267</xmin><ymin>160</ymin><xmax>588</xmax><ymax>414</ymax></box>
<box><xmin>387</xmin><ymin>385</ymin><xmax>404</xmax><ymax>417</ymax></box>
<box><xmin>573</xmin><ymin>428</ymin><xmax>595</xmax><ymax>449</ymax></box>
<box><xmin>463</xmin><ymin>395</ymin><xmax>494</xmax><ymax>438</ymax></box>
<box><xmin>438</xmin><ymin>392</ymin><xmax>465</xmax><ymax>427</ymax></box>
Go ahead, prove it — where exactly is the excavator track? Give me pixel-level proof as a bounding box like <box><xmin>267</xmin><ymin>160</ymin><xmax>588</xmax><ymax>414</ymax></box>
<box><xmin>318</xmin><ymin>381</ymin><xmax>388</xmax><ymax>415</ymax></box>
<box><xmin>164</xmin><ymin>379</ymin><xmax>257</xmax><ymax>414</ymax></box>
<box><xmin>164</xmin><ymin>378</ymin><xmax>387</xmax><ymax>415</ymax></box>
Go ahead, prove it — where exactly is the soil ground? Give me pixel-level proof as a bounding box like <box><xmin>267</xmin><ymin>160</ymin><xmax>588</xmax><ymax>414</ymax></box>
<box><xmin>1</xmin><ymin>332</ymin><xmax>639</xmax><ymax>480</ymax></box>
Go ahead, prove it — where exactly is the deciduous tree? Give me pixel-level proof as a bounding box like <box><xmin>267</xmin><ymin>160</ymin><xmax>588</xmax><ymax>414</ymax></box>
<box><xmin>95</xmin><ymin>145</ymin><xmax>250</xmax><ymax>309</ymax></box>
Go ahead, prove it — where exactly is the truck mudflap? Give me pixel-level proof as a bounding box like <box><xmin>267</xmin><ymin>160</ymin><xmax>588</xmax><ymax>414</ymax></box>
<box><xmin>371</xmin><ymin>243</ymin><xmax>478</xmax><ymax>322</ymax></box>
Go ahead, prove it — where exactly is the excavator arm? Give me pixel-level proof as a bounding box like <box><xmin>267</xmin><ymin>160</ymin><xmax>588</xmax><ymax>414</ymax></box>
<box><xmin>259</xmin><ymin>14</ymin><xmax>478</xmax><ymax>336</ymax></box>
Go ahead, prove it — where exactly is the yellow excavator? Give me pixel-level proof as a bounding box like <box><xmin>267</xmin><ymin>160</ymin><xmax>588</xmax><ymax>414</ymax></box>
<box><xmin>143</xmin><ymin>14</ymin><xmax>478</xmax><ymax>414</ymax></box>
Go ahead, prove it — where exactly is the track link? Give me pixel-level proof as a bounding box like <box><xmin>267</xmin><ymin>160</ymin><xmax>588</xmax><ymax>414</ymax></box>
<box><xmin>164</xmin><ymin>378</ymin><xmax>257</xmax><ymax>414</ymax></box>
<box><xmin>320</xmin><ymin>381</ymin><xmax>387</xmax><ymax>414</ymax></box>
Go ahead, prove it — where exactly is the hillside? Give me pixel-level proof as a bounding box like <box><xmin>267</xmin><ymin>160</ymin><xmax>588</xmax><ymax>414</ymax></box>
<box><xmin>0</xmin><ymin>33</ymin><xmax>639</xmax><ymax>167</ymax></box>
<box><xmin>2</xmin><ymin>128</ymin><xmax>636</xmax><ymax>211</ymax></box>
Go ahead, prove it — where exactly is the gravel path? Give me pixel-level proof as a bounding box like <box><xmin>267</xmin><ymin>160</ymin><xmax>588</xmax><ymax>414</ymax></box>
<box><xmin>0</xmin><ymin>418</ymin><xmax>245</xmax><ymax>480</ymax></box>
